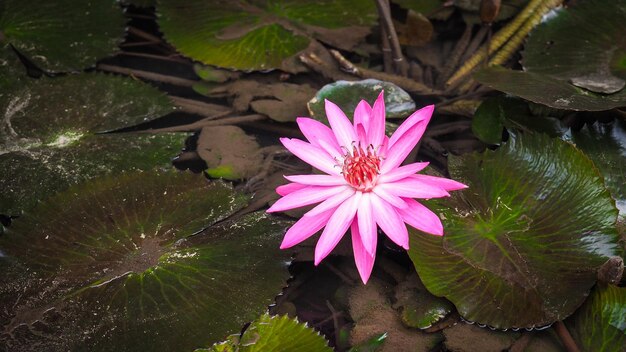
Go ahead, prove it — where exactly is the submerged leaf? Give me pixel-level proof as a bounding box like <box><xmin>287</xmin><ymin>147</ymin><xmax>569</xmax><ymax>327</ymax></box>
<box><xmin>567</xmin><ymin>285</ymin><xmax>626</xmax><ymax>352</ymax></box>
<box><xmin>0</xmin><ymin>1</ymin><xmax>126</xmax><ymax>71</ymax></box>
<box><xmin>408</xmin><ymin>133</ymin><xmax>620</xmax><ymax>328</ymax></box>
<box><xmin>204</xmin><ymin>314</ymin><xmax>332</xmax><ymax>352</ymax></box>
<box><xmin>157</xmin><ymin>0</ymin><xmax>377</xmax><ymax>71</ymax></box>
<box><xmin>197</xmin><ymin>126</ymin><xmax>262</xmax><ymax>180</ymax></box>
<box><xmin>0</xmin><ymin>170</ymin><xmax>292</xmax><ymax>351</ymax></box>
<box><xmin>475</xmin><ymin>0</ymin><xmax>626</xmax><ymax>110</ymax></box>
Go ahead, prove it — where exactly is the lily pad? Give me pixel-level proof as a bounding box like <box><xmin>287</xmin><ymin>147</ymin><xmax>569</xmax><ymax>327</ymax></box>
<box><xmin>475</xmin><ymin>0</ymin><xmax>626</xmax><ymax>110</ymax></box>
<box><xmin>307</xmin><ymin>79</ymin><xmax>416</xmax><ymax>121</ymax></box>
<box><xmin>567</xmin><ymin>284</ymin><xmax>626</xmax><ymax>352</ymax></box>
<box><xmin>204</xmin><ymin>314</ymin><xmax>332</xmax><ymax>352</ymax></box>
<box><xmin>569</xmin><ymin>120</ymin><xmax>626</xmax><ymax>218</ymax></box>
<box><xmin>471</xmin><ymin>96</ymin><xmax>565</xmax><ymax>145</ymax></box>
<box><xmin>0</xmin><ymin>170</ymin><xmax>292</xmax><ymax>351</ymax></box>
<box><xmin>471</xmin><ymin>96</ymin><xmax>626</xmax><ymax>217</ymax></box>
<box><xmin>157</xmin><ymin>0</ymin><xmax>377</xmax><ymax>71</ymax></box>
<box><xmin>408</xmin><ymin>132</ymin><xmax>621</xmax><ymax>328</ymax></box>
<box><xmin>0</xmin><ymin>0</ymin><xmax>126</xmax><ymax>71</ymax></box>
<box><xmin>0</xmin><ymin>72</ymin><xmax>181</xmax><ymax>215</ymax></box>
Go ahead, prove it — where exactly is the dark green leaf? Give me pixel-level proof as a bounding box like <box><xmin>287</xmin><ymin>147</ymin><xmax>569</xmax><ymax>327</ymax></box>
<box><xmin>0</xmin><ymin>1</ymin><xmax>126</xmax><ymax>71</ymax></box>
<box><xmin>474</xmin><ymin>0</ymin><xmax>626</xmax><ymax>110</ymax></box>
<box><xmin>408</xmin><ymin>133</ymin><xmax>620</xmax><ymax>328</ymax></box>
<box><xmin>568</xmin><ymin>285</ymin><xmax>626</xmax><ymax>352</ymax></box>
<box><xmin>0</xmin><ymin>170</ymin><xmax>292</xmax><ymax>351</ymax></box>
<box><xmin>0</xmin><ymin>73</ymin><xmax>180</xmax><ymax>215</ymax></box>
<box><xmin>307</xmin><ymin>79</ymin><xmax>416</xmax><ymax>122</ymax></box>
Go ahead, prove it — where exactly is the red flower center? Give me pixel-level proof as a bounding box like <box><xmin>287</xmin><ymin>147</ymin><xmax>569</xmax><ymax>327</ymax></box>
<box><xmin>342</xmin><ymin>144</ymin><xmax>381</xmax><ymax>191</ymax></box>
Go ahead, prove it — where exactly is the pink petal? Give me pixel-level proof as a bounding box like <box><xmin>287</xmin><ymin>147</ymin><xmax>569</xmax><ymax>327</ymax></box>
<box><xmin>376</xmin><ymin>178</ymin><xmax>449</xmax><ymax>199</ymax></box>
<box><xmin>280</xmin><ymin>209</ymin><xmax>334</xmax><ymax>248</ymax></box>
<box><xmin>267</xmin><ymin>185</ymin><xmax>348</xmax><ymax>213</ymax></box>
<box><xmin>409</xmin><ymin>174</ymin><xmax>468</xmax><ymax>191</ymax></box>
<box><xmin>355</xmin><ymin>123</ymin><xmax>367</xmax><ymax>145</ymax></box>
<box><xmin>325</xmin><ymin>99</ymin><xmax>357</xmax><ymax>148</ymax></box>
<box><xmin>378</xmin><ymin>162</ymin><xmax>430</xmax><ymax>184</ymax></box>
<box><xmin>370</xmin><ymin>193</ymin><xmax>409</xmax><ymax>249</ymax></box>
<box><xmin>389</xmin><ymin>105</ymin><xmax>434</xmax><ymax>149</ymax></box>
<box><xmin>285</xmin><ymin>174</ymin><xmax>346</xmax><ymax>186</ymax></box>
<box><xmin>353</xmin><ymin>100</ymin><xmax>372</xmax><ymax>130</ymax></box>
<box><xmin>357</xmin><ymin>192</ymin><xmax>377</xmax><ymax>255</ymax></box>
<box><xmin>351</xmin><ymin>220</ymin><xmax>376</xmax><ymax>284</ymax></box>
<box><xmin>280</xmin><ymin>138</ymin><xmax>340</xmax><ymax>175</ymax></box>
<box><xmin>367</xmin><ymin>91</ymin><xmax>386</xmax><ymax>148</ymax></box>
<box><xmin>381</xmin><ymin>121</ymin><xmax>427</xmax><ymax>174</ymax></box>
<box><xmin>276</xmin><ymin>182</ymin><xmax>306</xmax><ymax>196</ymax></box>
<box><xmin>296</xmin><ymin>117</ymin><xmax>342</xmax><ymax>157</ymax></box>
<box><xmin>314</xmin><ymin>192</ymin><xmax>362</xmax><ymax>265</ymax></box>
<box><xmin>306</xmin><ymin>187</ymin><xmax>355</xmax><ymax>217</ymax></box>
<box><xmin>397</xmin><ymin>198</ymin><xmax>443</xmax><ymax>236</ymax></box>
<box><xmin>372</xmin><ymin>186</ymin><xmax>408</xmax><ymax>209</ymax></box>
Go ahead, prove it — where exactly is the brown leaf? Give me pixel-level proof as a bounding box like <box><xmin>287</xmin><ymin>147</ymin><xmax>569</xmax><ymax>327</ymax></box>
<box><xmin>197</xmin><ymin>125</ymin><xmax>261</xmax><ymax>180</ymax></box>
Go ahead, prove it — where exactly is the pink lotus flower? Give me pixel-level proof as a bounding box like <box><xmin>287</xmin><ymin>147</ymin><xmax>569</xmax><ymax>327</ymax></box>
<box><xmin>267</xmin><ymin>91</ymin><xmax>466</xmax><ymax>284</ymax></box>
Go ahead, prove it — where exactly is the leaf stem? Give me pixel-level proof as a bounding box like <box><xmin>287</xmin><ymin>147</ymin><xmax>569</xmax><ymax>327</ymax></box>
<box><xmin>375</xmin><ymin>0</ymin><xmax>408</xmax><ymax>76</ymax></box>
<box><xmin>554</xmin><ymin>321</ymin><xmax>581</xmax><ymax>352</ymax></box>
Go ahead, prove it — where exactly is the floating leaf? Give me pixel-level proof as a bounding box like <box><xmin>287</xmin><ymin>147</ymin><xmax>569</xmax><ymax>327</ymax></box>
<box><xmin>157</xmin><ymin>0</ymin><xmax>377</xmax><ymax>71</ymax></box>
<box><xmin>346</xmin><ymin>333</ymin><xmax>387</xmax><ymax>352</ymax></box>
<box><xmin>204</xmin><ymin>314</ymin><xmax>331</xmax><ymax>352</ymax></box>
<box><xmin>471</xmin><ymin>96</ymin><xmax>564</xmax><ymax>145</ymax></box>
<box><xmin>408</xmin><ymin>132</ymin><xmax>620</xmax><ymax>328</ymax></box>
<box><xmin>0</xmin><ymin>170</ymin><xmax>292</xmax><ymax>351</ymax></box>
<box><xmin>0</xmin><ymin>1</ymin><xmax>126</xmax><ymax>71</ymax></box>
<box><xmin>567</xmin><ymin>285</ymin><xmax>626</xmax><ymax>352</ymax></box>
<box><xmin>197</xmin><ymin>126</ymin><xmax>262</xmax><ymax>180</ymax></box>
<box><xmin>475</xmin><ymin>0</ymin><xmax>626</xmax><ymax>110</ymax></box>
<box><xmin>0</xmin><ymin>72</ymin><xmax>180</xmax><ymax>215</ymax></box>
<box><xmin>307</xmin><ymin>79</ymin><xmax>416</xmax><ymax>121</ymax></box>
<box><xmin>569</xmin><ymin>120</ymin><xmax>626</xmax><ymax>217</ymax></box>
<box><xmin>471</xmin><ymin>96</ymin><xmax>626</xmax><ymax>217</ymax></box>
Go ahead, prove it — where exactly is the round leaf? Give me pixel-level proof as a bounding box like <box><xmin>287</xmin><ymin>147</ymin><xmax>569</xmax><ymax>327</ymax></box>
<box><xmin>307</xmin><ymin>79</ymin><xmax>416</xmax><ymax>121</ymax></box>
<box><xmin>0</xmin><ymin>170</ymin><xmax>292</xmax><ymax>351</ymax></box>
<box><xmin>567</xmin><ymin>284</ymin><xmax>626</xmax><ymax>352</ymax></box>
<box><xmin>206</xmin><ymin>314</ymin><xmax>332</xmax><ymax>352</ymax></box>
<box><xmin>408</xmin><ymin>132</ymin><xmax>621</xmax><ymax>328</ymax></box>
<box><xmin>475</xmin><ymin>0</ymin><xmax>626</xmax><ymax>110</ymax></box>
<box><xmin>0</xmin><ymin>1</ymin><xmax>126</xmax><ymax>71</ymax></box>
<box><xmin>0</xmin><ymin>73</ymin><xmax>180</xmax><ymax>215</ymax></box>
<box><xmin>157</xmin><ymin>0</ymin><xmax>377</xmax><ymax>71</ymax></box>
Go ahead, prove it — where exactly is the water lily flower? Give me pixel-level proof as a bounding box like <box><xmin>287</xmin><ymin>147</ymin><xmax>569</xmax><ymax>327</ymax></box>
<box><xmin>267</xmin><ymin>91</ymin><xmax>467</xmax><ymax>284</ymax></box>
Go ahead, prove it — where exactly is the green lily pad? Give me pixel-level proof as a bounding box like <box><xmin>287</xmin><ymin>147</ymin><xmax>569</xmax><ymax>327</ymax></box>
<box><xmin>569</xmin><ymin>120</ymin><xmax>626</xmax><ymax>218</ymax></box>
<box><xmin>307</xmin><ymin>79</ymin><xmax>416</xmax><ymax>122</ymax></box>
<box><xmin>567</xmin><ymin>284</ymin><xmax>626</xmax><ymax>352</ymax></box>
<box><xmin>0</xmin><ymin>72</ymin><xmax>181</xmax><ymax>215</ymax></box>
<box><xmin>346</xmin><ymin>333</ymin><xmax>387</xmax><ymax>352</ymax></box>
<box><xmin>408</xmin><ymin>132</ymin><xmax>621</xmax><ymax>329</ymax></box>
<box><xmin>157</xmin><ymin>0</ymin><xmax>377</xmax><ymax>71</ymax></box>
<box><xmin>471</xmin><ymin>96</ymin><xmax>565</xmax><ymax>145</ymax></box>
<box><xmin>204</xmin><ymin>313</ymin><xmax>331</xmax><ymax>352</ymax></box>
<box><xmin>0</xmin><ymin>170</ymin><xmax>292</xmax><ymax>351</ymax></box>
<box><xmin>0</xmin><ymin>1</ymin><xmax>126</xmax><ymax>71</ymax></box>
<box><xmin>474</xmin><ymin>0</ymin><xmax>626</xmax><ymax>110</ymax></box>
<box><xmin>471</xmin><ymin>96</ymin><xmax>626</xmax><ymax>217</ymax></box>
